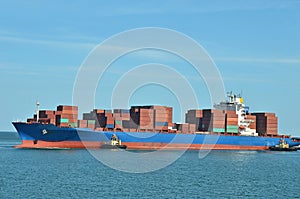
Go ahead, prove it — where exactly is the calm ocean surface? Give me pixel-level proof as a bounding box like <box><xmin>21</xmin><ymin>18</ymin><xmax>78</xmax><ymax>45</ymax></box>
<box><xmin>0</xmin><ymin>131</ymin><xmax>299</xmax><ymax>199</ymax></box>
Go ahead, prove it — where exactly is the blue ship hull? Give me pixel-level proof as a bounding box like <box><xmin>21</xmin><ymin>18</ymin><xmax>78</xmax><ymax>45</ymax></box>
<box><xmin>12</xmin><ymin>122</ymin><xmax>300</xmax><ymax>150</ymax></box>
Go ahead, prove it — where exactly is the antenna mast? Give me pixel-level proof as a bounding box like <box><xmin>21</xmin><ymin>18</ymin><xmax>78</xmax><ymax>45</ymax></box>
<box><xmin>36</xmin><ymin>101</ymin><xmax>40</xmax><ymax>123</ymax></box>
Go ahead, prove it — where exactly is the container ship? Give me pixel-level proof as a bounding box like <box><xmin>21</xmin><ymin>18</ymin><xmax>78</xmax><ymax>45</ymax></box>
<box><xmin>13</xmin><ymin>93</ymin><xmax>300</xmax><ymax>150</ymax></box>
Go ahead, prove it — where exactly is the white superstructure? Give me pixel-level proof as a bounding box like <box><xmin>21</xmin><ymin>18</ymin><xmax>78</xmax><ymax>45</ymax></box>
<box><xmin>214</xmin><ymin>92</ymin><xmax>258</xmax><ymax>136</ymax></box>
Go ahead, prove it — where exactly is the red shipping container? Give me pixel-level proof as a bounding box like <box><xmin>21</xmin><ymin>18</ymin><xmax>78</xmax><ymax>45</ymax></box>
<box><xmin>186</xmin><ymin>110</ymin><xmax>203</xmax><ymax>118</ymax></box>
<box><xmin>94</xmin><ymin>109</ymin><xmax>105</xmax><ymax>114</ymax></box>
<box><xmin>59</xmin><ymin>110</ymin><xmax>79</xmax><ymax>115</ymax></box>
<box><xmin>57</xmin><ymin>105</ymin><xmax>78</xmax><ymax>111</ymax></box>
<box><xmin>224</xmin><ymin>110</ymin><xmax>236</xmax><ymax>115</ymax></box>
<box><xmin>87</xmin><ymin>124</ymin><xmax>95</xmax><ymax>129</ymax></box>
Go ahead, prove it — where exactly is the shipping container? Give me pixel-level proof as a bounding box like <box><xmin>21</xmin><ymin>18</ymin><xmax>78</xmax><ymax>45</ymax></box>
<box><xmin>60</xmin><ymin>118</ymin><xmax>69</xmax><ymax>123</ymax></box>
<box><xmin>88</xmin><ymin>120</ymin><xmax>96</xmax><ymax>125</ymax></box>
<box><xmin>87</xmin><ymin>123</ymin><xmax>95</xmax><ymax>129</ymax></box>
<box><xmin>106</xmin><ymin>124</ymin><xmax>114</xmax><ymax>129</ymax></box>
<box><xmin>115</xmin><ymin>120</ymin><xmax>122</xmax><ymax>125</ymax></box>
<box><xmin>212</xmin><ymin>128</ymin><xmax>225</xmax><ymax>133</ymax></box>
<box><xmin>94</xmin><ymin>109</ymin><xmax>105</xmax><ymax>114</ymax></box>
<box><xmin>57</xmin><ymin>105</ymin><xmax>78</xmax><ymax>112</ymax></box>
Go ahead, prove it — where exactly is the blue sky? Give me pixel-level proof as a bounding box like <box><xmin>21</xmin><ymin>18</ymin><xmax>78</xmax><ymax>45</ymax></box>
<box><xmin>1</xmin><ymin>0</ymin><xmax>300</xmax><ymax>135</ymax></box>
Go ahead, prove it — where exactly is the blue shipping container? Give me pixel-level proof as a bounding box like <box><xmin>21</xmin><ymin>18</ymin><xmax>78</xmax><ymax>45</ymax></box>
<box><xmin>106</xmin><ymin>124</ymin><xmax>114</xmax><ymax>129</ymax></box>
<box><xmin>155</xmin><ymin>122</ymin><xmax>168</xmax><ymax>126</ymax></box>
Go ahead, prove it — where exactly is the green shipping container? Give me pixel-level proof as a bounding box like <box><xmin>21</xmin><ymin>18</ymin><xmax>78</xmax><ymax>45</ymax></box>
<box><xmin>88</xmin><ymin>120</ymin><xmax>96</xmax><ymax>125</ymax></box>
<box><xmin>227</xmin><ymin>128</ymin><xmax>239</xmax><ymax>131</ymax></box>
<box><xmin>115</xmin><ymin>120</ymin><xmax>122</xmax><ymax>125</ymax></box>
<box><xmin>212</xmin><ymin>128</ymin><xmax>225</xmax><ymax>133</ymax></box>
<box><xmin>226</xmin><ymin>126</ymin><xmax>239</xmax><ymax>130</ymax></box>
<box><xmin>226</xmin><ymin>125</ymin><xmax>239</xmax><ymax>133</ymax></box>
<box><xmin>60</xmin><ymin>118</ymin><xmax>69</xmax><ymax>123</ymax></box>
<box><xmin>226</xmin><ymin>125</ymin><xmax>239</xmax><ymax>129</ymax></box>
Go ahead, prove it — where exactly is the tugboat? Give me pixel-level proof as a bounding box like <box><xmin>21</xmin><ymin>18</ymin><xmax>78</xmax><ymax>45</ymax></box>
<box><xmin>100</xmin><ymin>134</ymin><xmax>127</xmax><ymax>149</ymax></box>
<box><xmin>269</xmin><ymin>139</ymin><xmax>298</xmax><ymax>151</ymax></box>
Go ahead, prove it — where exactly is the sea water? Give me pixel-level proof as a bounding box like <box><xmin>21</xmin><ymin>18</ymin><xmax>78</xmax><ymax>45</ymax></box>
<box><xmin>0</xmin><ymin>132</ymin><xmax>299</xmax><ymax>199</ymax></box>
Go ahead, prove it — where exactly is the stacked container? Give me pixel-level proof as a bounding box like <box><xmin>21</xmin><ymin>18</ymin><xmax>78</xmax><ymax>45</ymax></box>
<box><xmin>39</xmin><ymin>110</ymin><xmax>56</xmax><ymax>124</ymax></box>
<box><xmin>252</xmin><ymin>113</ymin><xmax>278</xmax><ymax>136</ymax></box>
<box><xmin>200</xmin><ymin>109</ymin><xmax>226</xmax><ymax>133</ymax></box>
<box><xmin>27</xmin><ymin>106</ymin><xmax>78</xmax><ymax>127</ymax></box>
<box><xmin>82</xmin><ymin>109</ymin><xmax>115</xmax><ymax>129</ymax></box>
<box><xmin>82</xmin><ymin>110</ymin><xmax>98</xmax><ymax>129</ymax></box>
<box><xmin>113</xmin><ymin>109</ymin><xmax>130</xmax><ymax>129</ymax></box>
<box><xmin>130</xmin><ymin>105</ymin><xmax>172</xmax><ymax>131</ymax></box>
<box><xmin>153</xmin><ymin>106</ymin><xmax>170</xmax><ymax>131</ymax></box>
<box><xmin>130</xmin><ymin>106</ymin><xmax>144</xmax><ymax>129</ymax></box>
<box><xmin>177</xmin><ymin>123</ymin><xmax>189</xmax><ymax>133</ymax></box>
<box><xmin>185</xmin><ymin>110</ymin><xmax>203</xmax><ymax>131</ymax></box>
<box><xmin>245</xmin><ymin>115</ymin><xmax>256</xmax><ymax>130</ymax></box>
<box><xmin>33</xmin><ymin>110</ymin><xmax>56</xmax><ymax>125</ymax></box>
<box><xmin>122</xmin><ymin>120</ymin><xmax>139</xmax><ymax>129</ymax></box>
<box><xmin>186</xmin><ymin>109</ymin><xmax>235</xmax><ymax>133</ymax></box>
<box><xmin>24</xmin><ymin>104</ymin><xmax>280</xmax><ymax>136</ymax></box>
<box><xmin>56</xmin><ymin>105</ymin><xmax>78</xmax><ymax>127</ymax></box>
<box><xmin>104</xmin><ymin>110</ymin><xmax>114</xmax><ymax>129</ymax></box>
<box><xmin>140</xmin><ymin>108</ymin><xmax>154</xmax><ymax>130</ymax></box>
<box><xmin>166</xmin><ymin>107</ymin><xmax>173</xmax><ymax>127</ymax></box>
<box><xmin>77</xmin><ymin>120</ymin><xmax>88</xmax><ymax>128</ymax></box>
<box><xmin>225</xmin><ymin>110</ymin><xmax>239</xmax><ymax>133</ymax></box>
<box><xmin>87</xmin><ymin>120</ymin><xmax>96</xmax><ymax>129</ymax></box>
<box><xmin>130</xmin><ymin>106</ymin><xmax>155</xmax><ymax>130</ymax></box>
<box><xmin>176</xmin><ymin>123</ymin><xmax>196</xmax><ymax>134</ymax></box>
<box><xmin>113</xmin><ymin>109</ymin><xmax>122</xmax><ymax>129</ymax></box>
